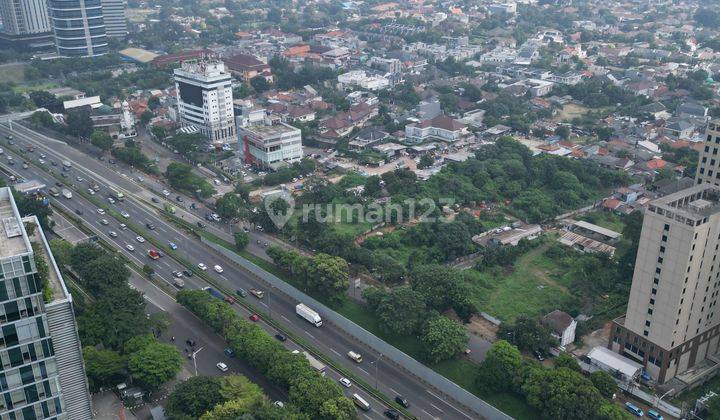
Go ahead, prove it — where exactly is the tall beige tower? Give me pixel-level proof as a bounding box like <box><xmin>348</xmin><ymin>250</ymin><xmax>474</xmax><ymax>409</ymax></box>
<box><xmin>611</xmin><ymin>185</ymin><xmax>720</xmax><ymax>383</ymax></box>
<box><xmin>696</xmin><ymin>120</ymin><xmax>720</xmax><ymax>186</ymax></box>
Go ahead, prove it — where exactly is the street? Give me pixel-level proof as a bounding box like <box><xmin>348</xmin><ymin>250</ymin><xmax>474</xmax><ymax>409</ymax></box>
<box><xmin>0</xmin><ymin>122</ymin><xmax>497</xmax><ymax>420</ymax></box>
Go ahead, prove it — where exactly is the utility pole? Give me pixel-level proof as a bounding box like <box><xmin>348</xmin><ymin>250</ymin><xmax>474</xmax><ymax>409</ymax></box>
<box><xmin>370</xmin><ymin>354</ymin><xmax>382</xmax><ymax>390</ymax></box>
<box><xmin>191</xmin><ymin>346</ymin><xmax>205</xmax><ymax>376</ymax></box>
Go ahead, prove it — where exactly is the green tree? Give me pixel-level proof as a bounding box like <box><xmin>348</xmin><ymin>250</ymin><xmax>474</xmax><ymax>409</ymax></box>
<box><xmin>215</xmin><ymin>192</ymin><xmax>244</xmax><ymax>220</ymax></box>
<box><xmin>127</xmin><ymin>337</ymin><xmax>183</xmax><ymax>391</ymax></box>
<box><xmin>372</xmin><ymin>286</ymin><xmax>427</xmax><ymax>335</ymax></box>
<box><xmin>29</xmin><ymin>90</ymin><xmax>63</xmax><ymax>113</ymax></box>
<box><xmin>288</xmin><ymin>376</ymin><xmax>349</xmax><ymax>419</ymax></box>
<box><xmin>150</xmin><ymin>125</ymin><xmax>166</xmax><ymax>140</ymax></box>
<box><xmin>555</xmin><ymin>125</ymin><xmax>570</xmax><ymax>139</ymax></box>
<box><xmin>65</xmin><ymin>106</ymin><xmax>94</xmax><ymax>137</ymax></box>
<box><xmin>421</xmin><ymin>316</ymin><xmax>468</xmax><ymax>363</ymax></box>
<box><xmin>29</xmin><ymin>110</ymin><xmax>54</xmax><ymax>127</ymax></box>
<box><xmin>522</xmin><ymin>367</ymin><xmax>604</xmax><ymax>420</ymax></box>
<box><xmin>166</xmin><ymin>162</ymin><xmax>215</xmax><ymax>198</ymax></box>
<box><xmin>234</xmin><ymin>231</ymin><xmax>250</xmax><ymax>251</ymax></box>
<box><xmin>554</xmin><ymin>352</ymin><xmax>580</xmax><ymax>372</ymax></box>
<box><xmin>218</xmin><ymin>375</ymin><xmax>267</xmax><ymax>404</ymax></box>
<box><xmin>76</xmin><ymin>254</ymin><xmax>131</xmax><ymax>296</ymax></box>
<box><xmin>140</xmin><ymin>110</ymin><xmax>153</xmax><ymax>124</ymax></box>
<box><xmin>49</xmin><ymin>238</ymin><xmax>73</xmax><ymax>267</ymax></box>
<box><xmin>417</xmin><ymin>154</ymin><xmax>434</xmax><ymax>169</ymax></box>
<box><xmin>498</xmin><ymin>316</ymin><xmax>556</xmax><ymax>352</ymax></box>
<box><xmin>250</xmin><ymin>75</ymin><xmax>271</xmax><ymax>93</ymax></box>
<box><xmin>597</xmin><ymin>402</ymin><xmax>633</xmax><ymax>420</ymax></box>
<box><xmin>476</xmin><ymin>340</ymin><xmax>522</xmax><ymax>392</ymax></box>
<box><xmin>77</xmin><ymin>287</ymin><xmax>149</xmax><ymax>350</ymax></box>
<box><xmin>165</xmin><ymin>376</ymin><xmax>224</xmax><ymax>419</ymax></box>
<box><xmin>83</xmin><ymin>347</ymin><xmax>126</xmax><ymax>391</ymax></box>
<box><xmin>149</xmin><ymin>312</ymin><xmax>171</xmax><ymax>336</ymax></box>
<box><xmin>90</xmin><ymin>130</ymin><xmax>114</xmax><ymax>151</ymax></box>
<box><xmin>590</xmin><ymin>370</ymin><xmax>618</xmax><ymax>399</ymax></box>
<box><xmin>307</xmin><ymin>253</ymin><xmax>349</xmax><ymax>303</ymax></box>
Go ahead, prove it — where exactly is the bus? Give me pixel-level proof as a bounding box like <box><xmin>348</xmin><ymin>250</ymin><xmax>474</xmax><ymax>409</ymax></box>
<box><xmin>352</xmin><ymin>394</ymin><xmax>371</xmax><ymax>411</ymax></box>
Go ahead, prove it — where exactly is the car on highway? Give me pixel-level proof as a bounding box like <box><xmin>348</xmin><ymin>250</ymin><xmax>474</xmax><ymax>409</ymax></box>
<box><xmin>99</xmin><ymin>219</ymin><xmax>109</xmax><ymax>225</ymax></box>
<box><xmin>168</xmin><ymin>242</ymin><xmax>177</xmax><ymax>250</ymax></box>
<box><xmin>39</xmin><ymin>154</ymin><xmax>46</xmax><ymax>159</ymax></box>
<box><xmin>197</xmin><ymin>263</ymin><xmax>207</xmax><ymax>271</ymax></box>
<box><xmin>120</xmin><ymin>211</ymin><xmax>129</xmax><ymax>218</ymax></box>
<box><xmin>197</xmin><ymin>221</ymin><xmax>206</xmax><ymax>228</ymax></box>
<box><xmin>108</xmin><ymin>231</ymin><xmax>118</xmax><ymax>238</ymax></box>
<box><xmin>96</xmin><ymin>208</ymin><xmax>105</xmax><ymax>215</ymax></box>
<box><xmin>176</xmin><ymin>195</ymin><xmax>183</xmax><ymax>202</ymax></box>
<box><xmin>22</xmin><ymin>163</ymin><xmax>28</xmax><ymax>169</ymax></box>
<box><xmin>394</xmin><ymin>396</ymin><xmax>409</xmax><ymax>408</ymax></box>
<box><xmin>74</xmin><ymin>209</ymin><xmax>83</xmax><ymax>215</ymax></box>
<box><xmin>75</xmin><ymin>176</ymin><xmax>83</xmax><ymax>182</ymax></box>
<box><xmin>38</xmin><ymin>159</ymin><xmax>44</xmax><ymax>165</ymax></box>
<box><xmin>107</xmin><ymin>197</ymin><xmax>115</xmax><ymax>204</ymax></box>
<box><xmin>236</xmin><ymin>288</ymin><xmax>248</xmax><ymax>298</ymax></box>
<box><xmin>162</xmin><ymin>189</ymin><xmax>170</xmax><ymax>196</ymax></box>
<box><xmin>172</xmin><ymin>271</ymin><xmax>182</xmax><ymax>278</ymax></box>
<box><xmin>339</xmin><ymin>378</ymin><xmax>352</xmax><ymax>388</ymax></box>
<box><xmin>274</xmin><ymin>333</ymin><xmax>287</xmax><ymax>342</ymax></box>
<box><xmin>216</xmin><ymin>362</ymin><xmax>228</xmax><ymax>372</ymax></box>
<box><xmin>151</xmin><ymin>197</ymin><xmax>160</xmax><ymax>203</ymax></box>
<box><xmin>119</xmin><ymin>223</ymin><xmax>127</xmax><ymax>230</ymax></box>
<box><xmin>223</xmin><ymin>348</ymin><xmax>234</xmax><ymax>357</ymax></box>
<box><xmin>214</xmin><ymin>265</ymin><xmax>223</xmax><ymax>273</ymax></box>
<box><xmin>136</xmin><ymin>236</ymin><xmax>145</xmax><ymax>243</ymax></box>
<box><xmin>50</xmin><ymin>160</ymin><xmax>57</xmax><ymax>166</ymax></box>
<box><xmin>384</xmin><ymin>409</ymin><xmax>400</xmax><ymax>419</ymax></box>
<box><xmin>6</xmin><ymin>135</ymin><xmax>12</xmax><ymax>140</ymax></box>
<box><xmin>249</xmin><ymin>314</ymin><xmax>259</xmax><ymax>322</ymax></box>
<box><xmin>182</xmin><ymin>270</ymin><xmax>193</xmax><ymax>277</ymax></box>
<box><xmin>125</xmin><ymin>244</ymin><xmax>135</xmax><ymax>252</ymax></box>
<box><xmin>145</xmin><ymin>223</ymin><xmax>155</xmax><ymax>230</ymax></box>
<box><xmin>87</xmin><ymin>188</ymin><xmax>95</xmax><ymax>195</ymax></box>
<box><xmin>137</xmin><ymin>176</ymin><xmax>144</xmax><ymax>182</ymax></box>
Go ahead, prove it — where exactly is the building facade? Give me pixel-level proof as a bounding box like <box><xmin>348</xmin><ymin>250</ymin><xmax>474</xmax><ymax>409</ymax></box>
<box><xmin>99</xmin><ymin>0</ymin><xmax>126</xmax><ymax>38</ymax></box>
<box><xmin>47</xmin><ymin>0</ymin><xmax>108</xmax><ymax>56</ymax></box>
<box><xmin>0</xmin><ymin>187</ymin><xmax>92</xmax><ymax>419</ymax></box>
<box><xmin>696</xmin><ymin>120</ymin><xmax>720</xmax><ymax>187</ymax></box>
<box><xmin>174</xmin><ymin>59</ymin><xmax>237</xmax><ymax>145</ymax></box>
<box><xmin>610</xmin><ymin>185</ymin><xmax>720</xmax><ymax>383</ymax></box>
<box><xmin>238</xmin><ymin>122</ymin><xmax>303</xmax><ymax>169</ymax></box>
<box><xmin>0</xmin><ymin>0</ymin><xmax>53</xmax><ymax>50</ymax></box>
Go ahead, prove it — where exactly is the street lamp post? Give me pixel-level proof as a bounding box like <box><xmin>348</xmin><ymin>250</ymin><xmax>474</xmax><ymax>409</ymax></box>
<box><xmin>370</xmin><ymin>354</ymin><xmax>382</xmax><ymax>390</ymax></box>
<box><xmin>190</xmin><ymin>346</ymin><xmax>205</xmax><ymax>376</ymax></box>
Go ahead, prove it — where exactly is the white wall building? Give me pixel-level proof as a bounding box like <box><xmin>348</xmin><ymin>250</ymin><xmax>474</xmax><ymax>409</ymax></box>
<box><xmin>337</xmin><ymin>70</ymin><xmax>390</xmax><ymax>91</ymax></box>
<box><xmin>174</xmin><ymin>59</ymin><xmax>237</xmax><ymax>145</ymax></box>
<box><xmin>100</xmin><ymin>0</ymin><xmax>127</xmax><ymax>38</ymax></box>
<box><xmin>238</xmin><ymin>122</ymin><xmax>303</xmax><ymax>169</ymax></box>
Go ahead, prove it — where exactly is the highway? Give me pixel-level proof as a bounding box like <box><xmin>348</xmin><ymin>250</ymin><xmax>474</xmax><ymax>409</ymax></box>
<box><xmin>0</xmin><ymin>122</ymin><xmax>491</xmax><ymax>420</ymax></box>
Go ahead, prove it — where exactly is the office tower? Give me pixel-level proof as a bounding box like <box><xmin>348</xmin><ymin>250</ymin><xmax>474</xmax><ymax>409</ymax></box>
<box><xmin>174</xmin><ymin>59</ymin><xmax>237</xmax><ymax>145</ymax></box>
<box><xmin>99</xmin><ymin>0</ymin><xmax>126</xmax><ymax>38</ymax></box>
<box><xmin>47</xmin><ymin>0</ymin><xmax>108</xmax><ymax>57</ymax></box>
<box><xmin>610</xmin><ymin>184</ymin><xmax>720</xmax><ymax>384</ymax></box>
<box><xmin>696</xmin><ymin>120</ymin><xmax>720</xmax><ymax>186</ymax></box>
<box><xmin>0</xmin><ymin>0</ymin><xmax>53</xmax><ymax>50</ymax></box>
<box><xmin>0</xmin><ymin>187</ymin><xmax>93</xmax><ymax>418</ymax></box>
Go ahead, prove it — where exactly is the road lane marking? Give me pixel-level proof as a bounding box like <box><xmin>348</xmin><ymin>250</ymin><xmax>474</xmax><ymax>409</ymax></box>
<box><xmin>258</xmin><ymin>301</ymin><xmax>268</xmax><ymax>307</ymax></box>
<box><xmin>430</xmin><ymin>403</ymin><xmax>444</xmax><ymax>413</ymax></box>
<box><xmin>358</xmin><ymin>367</ymin><xmax>370</xmax><ymax>376</ymax></box>
<box><xmin>330</xmin><ymin>348</ymin><xmax>341</xmax><ymax>357</ymax></box>
<box><xmin>304</xmin><ymin>331</ymin><xmax>315</xmax><ymax>339</ymax></box>
<box><xmin>280</xmin><ymin>314</ymin><xmax>289</xmax><ymax>322</ymax></box>
<box><xmin>361</xmin><ymin>414</ymin><xmax>371</xmax><ymax>420</ymax></box>
<box><xmin>420</xmin><ymin>408</ymin><xmax>434</xmax><ymax>419</ymax></box>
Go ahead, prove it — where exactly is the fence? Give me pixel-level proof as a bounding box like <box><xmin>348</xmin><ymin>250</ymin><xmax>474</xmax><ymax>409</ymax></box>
<box><xmin>201</xmin><ymin>237</ymin><xmax>512</xmax><ymax>420</ymax></box>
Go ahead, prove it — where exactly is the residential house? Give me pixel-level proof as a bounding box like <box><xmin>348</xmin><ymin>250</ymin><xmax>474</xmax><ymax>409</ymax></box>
<box><xmin>224</xmin><ymin>53</ymin><xmax>273</xmax><ymax>83</ymax></box>
<box><xmin>541</xmin><ymin>310</ymin><xmax>577</xmax><ymax>347</ymax></box>
<box><xmin>404</xmin><ymin>115</ymin><xmax>468</xmax><ymax>143</ymax></box>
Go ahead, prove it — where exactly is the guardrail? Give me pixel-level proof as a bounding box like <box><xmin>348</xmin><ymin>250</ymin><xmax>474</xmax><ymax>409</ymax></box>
<box><xmin>201</xmin><ymin>237</ymin><xmax>512</xmax><ymax>420</ymax></box>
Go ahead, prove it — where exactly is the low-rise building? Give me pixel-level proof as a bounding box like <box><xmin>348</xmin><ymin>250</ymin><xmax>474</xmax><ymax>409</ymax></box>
<box><xmin>337</xmin><ymin>70</ymin><xmax>390</xmax><ymax>91</ymax></box>
<box><xmin>238</xmin><ymin>122</ymin><xmax>303</xmax><ymax>169</ymax></box>
<box><xmin>541</xmin><ymin>310</ymin><xmax>577</xmax><ymax>347</ymax></box>
<box><xmin>405</xmin><ymin>115</ymin><xmax>468</xmax><ymax>143</ymax></box>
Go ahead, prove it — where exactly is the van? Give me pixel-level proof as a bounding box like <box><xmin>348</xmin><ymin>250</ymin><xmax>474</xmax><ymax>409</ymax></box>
<box><xmin>351</xmin><ymin>394</ymin><xmax>371</xmax><ymax>411</ymax></box>
<box><xmin>625</xmin><ymin>402</ymin><xmax>644</xmax><ymax>417</ymax></box>
<box><xmin>647</xmin><ymin>410</ymin><xmax>664</xmax><ymax>420</ymax></box>
<box><xmin>347</xmin><ymin>351</ymin><xmax>363</xmax><ymax>363</ymax></box>
<box><xmin>173</xmin><ymin>278</ymin><xmax>185</xmax><ymax>289</ymax></box>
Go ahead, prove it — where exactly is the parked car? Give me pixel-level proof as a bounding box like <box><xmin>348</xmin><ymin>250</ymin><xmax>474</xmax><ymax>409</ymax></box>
<box><xmin>216</xmin><ymin>362</ymin><xmax>228</xmax><ymax>372</ymax></box>
<box><xmin>394</xmin><ymin>396</ymin><xmax>409</xmax><ymax>408</ymax></box>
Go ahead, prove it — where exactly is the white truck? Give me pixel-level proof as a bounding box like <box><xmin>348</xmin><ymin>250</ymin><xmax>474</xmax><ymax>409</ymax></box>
<box><xmin>296</xmin><ymin>303</ymin><xmax>322</xmax><ymax>327</ymax></box>
<box><xmin>302</xmin><ymin>351</ymin><xmax>326</xmax><ymax>376</ymax></box>
<box><xmin>61</xmin><ymin>189</ymin><xmax>72</xmax><ymax>199</ymax></box>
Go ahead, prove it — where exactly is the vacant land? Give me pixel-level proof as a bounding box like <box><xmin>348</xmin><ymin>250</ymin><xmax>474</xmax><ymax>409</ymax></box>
<box><xmin>0</xmin><ymin>62</ymin><xmax>27</xmax><ymax>84</ymax></box>
<box><xmin>554</xmin><ymin>103</ymin><xmax>590</xmax><ymax>122</ymax></box>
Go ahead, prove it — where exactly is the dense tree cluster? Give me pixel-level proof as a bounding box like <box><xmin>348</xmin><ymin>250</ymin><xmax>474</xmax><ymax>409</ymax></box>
<box><xmin>177</xmin><ymin>290</ymin><xmax>355</xmax><ymax>419</ymax></box>
<box><xmin>270</xmin><ymin>57</ymin><xmax>337</xmax><ymax>91</ymax></box>
<box><xmin>166</xmin><ymin>162</ymin><xmax>216</xmax><ymax>198</ymax></box>
<box><xmin>476</xmin><ymin>341</ymin><xmax>629</xmax><ymax>420</ymax></box>
<box><xmin>262</xmin><ymin>158</ymin><xmax>317</xmax><ymax>186</ymax></box>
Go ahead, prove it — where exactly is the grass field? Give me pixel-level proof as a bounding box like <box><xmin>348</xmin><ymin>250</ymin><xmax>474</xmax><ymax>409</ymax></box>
<box><xmin>464</xmin><ymin>242</ymin><xmax>576</xmax><ymax>322</ymax></box>
<box><xmin>554</xmin><ymin>103</ymin><xmax>590</xmax><ymax>122</ymax></box>
<box><xmin>0</xmin><ymin>62</ymin><xmax>27</xmax><ymax>84</ymax></box>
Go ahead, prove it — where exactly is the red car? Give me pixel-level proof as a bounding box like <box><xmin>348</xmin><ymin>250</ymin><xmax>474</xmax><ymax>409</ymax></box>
<box><xmin>249</xmin><ymin>314</ymin><xmax>259</xmax><ymax>322</ymax></box>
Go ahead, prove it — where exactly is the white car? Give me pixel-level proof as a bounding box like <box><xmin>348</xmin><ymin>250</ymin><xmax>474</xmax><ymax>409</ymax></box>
<box><xmin>108</xmin><ymin>231</ymin><xmax>118</xmax><ymax>238</ymax></box>
<box><xmin>137</xmin><ymin>176</ymin><xmax>144</xmax><ymax>182</ymax></box>
<box><xmin>125</xmin><ymin>244</ymin><xmax>135</xmax><ymax>252</ymax></box>
<box><xmin>162</xmin><ymin>189</ymin><xmax>170</xmax><ymax>196</ymax></box>
<box><xmin>96</xmin><ymin>208</ymin><xmax>105</xmax><ymax>215</ymax></box>
<box><xmin>119</xmin><ymin>223</ymin><xmax>127</xmax><ymax>230</ymax></box>
<box><xmin>197</xmin><ymin>263</ymin><xmax>207</xmax><ymax>271</ymax></box>
<box><xmin>136</xmin><ymin>236</ymin><xmax>145</xmax><ymax>243</ymax></box>
<box><xmin>76</xmin><ymin>176</ymin><xmax>83</xmax><ymax>182</ymax></box>
<box><xmin>99</xmin><ymin>219</ymin><xmax>109</xmax><ymax>225</ymax></box>
<box><xmin>216</xmin><ymin>362</ymin><xmax>228</xmax><ymax>372</ymax></box>
<box><xmin>120</xmin><ymin>211</ymin><xmax>130</xmax><ymax>218</ymax></box>
<box><xmin>107</xmin><ymin>197</ymin><xmax>115</xmax><ymax>204</ymax></box>
<box><xmin>87</xmin><ymin>188</ymin><xmax>95</xmax><ymax>195</ymax></box>
<box><xmin>214</xmin><ymin>265</ymin><xmax>223</xmax><ymax>273</ymax></box>
<box><xmin>339</xmin><ymin>377</ymin><xmax>352</xmax><ymax>388</ymax></box>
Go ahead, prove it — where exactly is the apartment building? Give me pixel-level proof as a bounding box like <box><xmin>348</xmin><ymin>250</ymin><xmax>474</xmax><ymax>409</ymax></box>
<box><xmin>0</xmin><ymin>0</ymin><xmax>53</xmax><ymax>50</ymax></box>
<box><xmin>610</xmin><ymin>185</ymin><xmax>720</xmax><ymax>383</ymax></box>
<box><xmin>696</xmin><ymin>119</ymin><xmax>720</xmax><ymax>186</ymax></box>
<box><xmin>47</xmin><ymin>0</ymin><xmax>108</xmax><ymax>56</ymax></box>
<box><xmin>174</xmin><ymin>59</ymin><xmax>237</xmax><ymax>145</ymax></box>
<box><xmin>0</xmin><ymin>187</ymin><xmax>92</xmax><ymax>419</ymax></box>
<box><xmin>238</xmin><ymin>122</ymin><xmax>303</xmax><ymax>169</ymax></box>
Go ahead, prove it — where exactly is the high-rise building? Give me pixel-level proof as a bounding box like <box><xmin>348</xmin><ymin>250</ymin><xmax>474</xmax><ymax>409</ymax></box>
<box><xmin>47</xmin><ymin>0</ymin><xmax>108</xmax><ymax>57</ymax></box>
<box><xmin>174</xmin><ymin>59</ymin><xmax>237</xmax><ymax>145</ymax></box>
<box><xmin>0</xmin><ymin>187</ymin><xmax>92</xmax><ymax>419</ymax></box>
<box><xmin>99</xmin><ymin>0</ymin><xmax>126</xmax><ymax>38</ymax></box>
<box><xmin>0</xmin><ymin>0</ymin><xmax>53</xmax><ymax>50</ymax></box>
<box><xmin>696</xmin><ymin>120</ymin><xmax>720</xmax><ymax>187</ymax></box>
<box><xmin>610</xmin><ymin>184</ymin><xmax>720</xmax><ymax>383</ymax></box>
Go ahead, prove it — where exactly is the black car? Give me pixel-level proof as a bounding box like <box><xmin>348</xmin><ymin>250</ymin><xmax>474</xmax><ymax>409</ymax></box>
<box><xmin>74</xmin><ymin>209</ymin><xmax>83</xmax><ymax>215</ymax></box>
<box><xmin>236</xmin><ymin>288</ymin><xmax>248</xmax><ymax>298</ymax></box>
<box><xmin>185</xmin><ymin>339</ymin><xmax>196</xmax><ymax>347</ymax></box>
<box><xmin>394</xmin><ymin>396</ymin><xmax>409</xmax><ymax>408</ymax></box>
<box><xmin>176</xmin><ymin>195</ymin><xmax>183</xmax><ymax>202</ymax></box>
<box><xmin>384</xmin><ymin>409</ymin><xmax>400</xmax><ymax>419</ymax></box>
<box><xmin>197</xmin><ymin>221</ymin><xmax>206</xmax><ymax>228</ymax></box>
<box><xmin>534</xmin><ymin>350</ymin><xmax>545</xmax><ymax>362</ymax></box>
<box><xmin>151</xmin><ymin>197</ymin><xmax>160</xmax><ymax>203</ymax></box>
<box><xmin>146</xmin><ymin>223</ymin><xmax>155</xmax><ymax>230</ymax></box>
<box><xmin>182</xmin><ymin>270</ymin><xmax>193</xmax><ymax>277</ymax></box>
<box><xmin>55</xmin><ymin>182</ymin><xmax>63</xmax><ymax>187</ymax></box>
<box><xmin>274</xmin><ymin>333</ymin><xmax>287</xmax><ymax>342</ymax></box>
<box><xmin>109</xmin><ymin>159</ymin><xmax>116</xmax><ymax>164</ymax></box>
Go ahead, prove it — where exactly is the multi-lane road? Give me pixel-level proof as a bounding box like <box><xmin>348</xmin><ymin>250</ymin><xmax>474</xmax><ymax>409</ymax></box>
<box><xmin>0</xmin><ymin>122</ymin><xmax>496</xmax><ymax>420</ymax></box>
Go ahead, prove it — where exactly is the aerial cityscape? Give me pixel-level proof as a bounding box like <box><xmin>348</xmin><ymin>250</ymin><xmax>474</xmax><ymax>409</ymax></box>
<box><xmin>0</xmin><ymin>0</ymin><xmax>719</xmax><ymax>419</ymax></box>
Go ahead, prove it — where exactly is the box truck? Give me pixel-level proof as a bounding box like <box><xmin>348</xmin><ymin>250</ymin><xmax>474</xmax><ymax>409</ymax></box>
<box><xmin>296</xmin><ymin>303</ymin><xmax>322</xmax><ymax>327</ymax></box>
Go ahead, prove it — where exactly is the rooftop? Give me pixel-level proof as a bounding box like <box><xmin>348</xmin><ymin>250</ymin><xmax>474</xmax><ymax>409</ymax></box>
<box><xmin>0</xmin><ymin>188</ymin><xmax>32</xmax><ymax>259</ymax></box>
<box><xmin>241</xmin><ymin>122</ymin><xmax>299</xmax><ymax>138</ymax></box>
<box><xmin>649</xmin><ymin>184</ymin><xmax>720</xmax><ymax>222</ymax></box>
